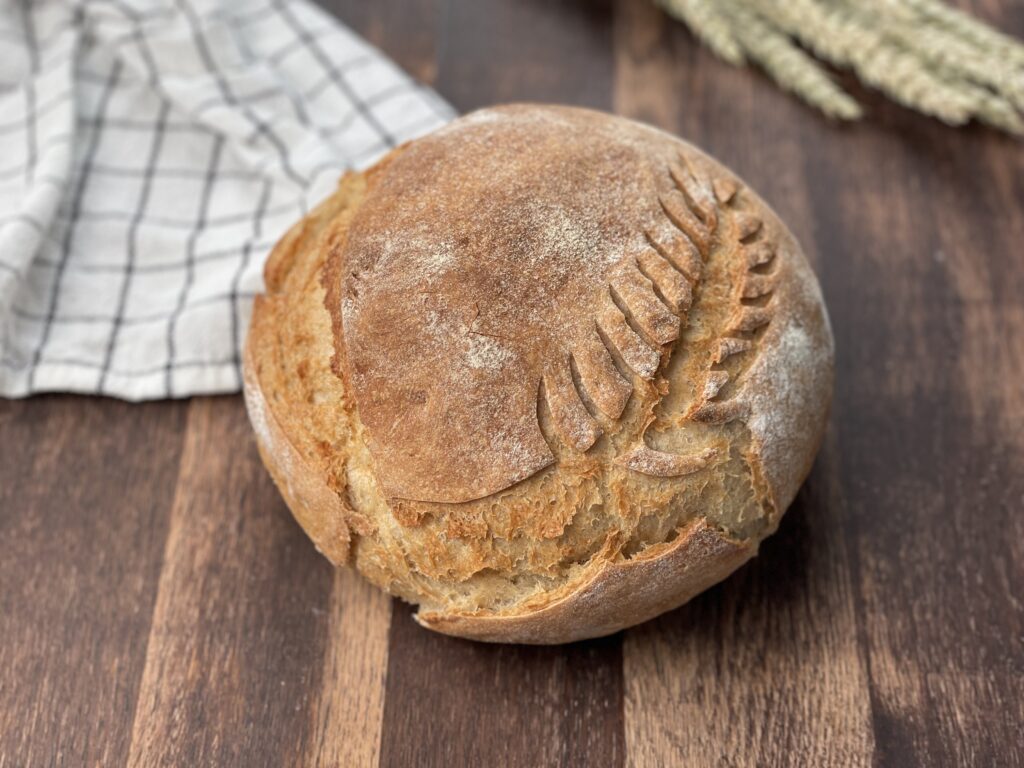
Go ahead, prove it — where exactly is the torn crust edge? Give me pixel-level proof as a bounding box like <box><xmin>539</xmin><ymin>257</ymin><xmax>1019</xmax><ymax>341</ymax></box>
<box><xmin>415</xmin><ymin>517</ymin><xmax>754</xmax><ymax>644</ymax></box>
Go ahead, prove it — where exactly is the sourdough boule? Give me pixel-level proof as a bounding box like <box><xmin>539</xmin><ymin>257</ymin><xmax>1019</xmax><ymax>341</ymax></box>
<box><xmin>243</xmin><ymin>104</ymin><xmax>833</xmax><ymax>644</ymax></box>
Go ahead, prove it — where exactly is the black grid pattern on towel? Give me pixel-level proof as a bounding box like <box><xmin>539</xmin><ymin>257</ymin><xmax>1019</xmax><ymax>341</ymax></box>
<box><xmin>0</xmin><ymin>0</ymin><xmax>453</xmax><ymax>399</ymax></box>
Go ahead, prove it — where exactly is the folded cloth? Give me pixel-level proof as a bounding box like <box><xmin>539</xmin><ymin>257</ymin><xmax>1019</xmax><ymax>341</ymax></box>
<box><xmin>0</xmin><ymin>0</ymin><xmax>452</xmax><ymax>399</ymax></box>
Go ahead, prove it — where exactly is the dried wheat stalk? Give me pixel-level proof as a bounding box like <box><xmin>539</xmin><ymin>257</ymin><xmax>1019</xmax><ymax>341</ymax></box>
<box><xmin>656</xmin><ymin>0</ymin><xmax>1024</xmax><ymax>134</ymax></box>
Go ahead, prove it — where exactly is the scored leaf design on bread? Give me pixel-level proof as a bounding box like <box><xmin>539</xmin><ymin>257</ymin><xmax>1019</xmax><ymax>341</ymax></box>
<box><xmin>544</xmin><ymin>153</ymin><xmax>776</xmax><ymax>480</ymax></box>
<box><xmin>338</xmin><ymin>107</ymin><xmax>779</xmax><ymax>505</ymax></box>
<box><xmin>688</xmin><ymin>176</ymin><xmax>776</xmax><ymax>426</ymax></box>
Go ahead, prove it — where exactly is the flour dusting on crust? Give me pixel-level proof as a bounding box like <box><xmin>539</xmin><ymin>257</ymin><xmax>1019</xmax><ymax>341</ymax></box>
<box><xmin>337</xmin><ymin>105</ymin><xmax>716</xmax><ymax>503</ymax></box>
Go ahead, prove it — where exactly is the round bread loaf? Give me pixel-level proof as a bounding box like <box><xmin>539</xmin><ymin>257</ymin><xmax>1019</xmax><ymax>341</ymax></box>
<box><xmin>243</xmin><ymin>104</ymin><xmax>833</xmax><ymax>644</ymax></box>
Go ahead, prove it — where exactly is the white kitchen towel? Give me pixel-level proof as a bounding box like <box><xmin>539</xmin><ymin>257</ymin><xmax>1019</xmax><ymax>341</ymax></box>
<box><xmin>0</xmin><ymin>0</ymin><xmax>453</xmax><ymax>399</ymax></box>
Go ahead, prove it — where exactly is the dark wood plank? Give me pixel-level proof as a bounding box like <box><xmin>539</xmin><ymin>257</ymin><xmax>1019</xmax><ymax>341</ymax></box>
<box><xmin>810</xmin><ymin>95</ymin><xmax>1024</xmax><ymax>768</ymax></box>
<box><xmin>381</xmin><ymin>604</ymin><xmax>624</xmax><ymax>768</ymax></box>
<box><xmin>321</xmin><ymin>0</ymin><xmax>442</xmax><ymax>84</ymax></box>
<box><xmin>123</xmin><ymin>397</ymin><xmax>345</xmax><ymax>766</ymax></box>
<box><xmin>0</xmin><ymin>397</ymin><xmax>188</xmax><ymax>766</ymax></box>
<box><xmin>302</xmin><ymin>568</ymin><xmax>391</xmax><ymax>767</ymax></box>
<box><xmin>435</xmin><ymin>0</ymin><xmax>616</xmax><ymax>111</ymax></box>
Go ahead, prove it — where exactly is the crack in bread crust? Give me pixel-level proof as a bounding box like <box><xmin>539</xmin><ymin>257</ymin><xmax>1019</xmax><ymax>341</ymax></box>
<box><xmin>243</xmin><ymin>104</ymin><xmax>834</xmax><ymax>643</ymax></box>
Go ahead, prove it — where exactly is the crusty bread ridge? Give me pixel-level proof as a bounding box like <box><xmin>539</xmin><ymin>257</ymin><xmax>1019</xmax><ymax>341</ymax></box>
<box><xmin>243</xmin><ymin>104</ymin><xmax>833</xmax><ymax>644</ymax></box>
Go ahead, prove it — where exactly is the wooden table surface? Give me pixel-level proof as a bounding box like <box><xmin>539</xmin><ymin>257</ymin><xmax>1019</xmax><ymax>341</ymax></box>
<box><xmin>2</xmin><ymin>1</ymin><xmax>1022</xmax><ymax>765</ymax></box>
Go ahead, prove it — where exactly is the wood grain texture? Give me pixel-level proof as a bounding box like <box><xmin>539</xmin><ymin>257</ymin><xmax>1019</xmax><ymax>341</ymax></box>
<box><xmin>381</xmin><ymin>604</ymin><xmax>624</xmax><ymax>768</ymax></box>
<box><xmin>434</xmin><ymin>0</ymin><xmax>616</xmax><ymax>110</ymax></box>
<box><xmin>2</xmin><ymin>0</ymin><xmax>1023</xmax><ymax>766</ymax></box>
<box><xmin>0</xmin><ymin>398</ymin><xmax>187</xmax><ymax>767</ymax></box>
<box><xmin>124</xmin><ymin>397</ymin><xmax>336</xmax><ymax>766</ymax></box>
<box><xmin>302</xmin><ymin>569</ymin><xmax>391</xmax><ymax>768</ymax></box>
<box><xmin>810</xmin><ymin>97</ymin><xmax>1024</xmax><ymax>768</ymax></box>
<box><xmin>327</xmin><ymin>0</ymin><xmax>441</xmax><ymax>84</ymax></box>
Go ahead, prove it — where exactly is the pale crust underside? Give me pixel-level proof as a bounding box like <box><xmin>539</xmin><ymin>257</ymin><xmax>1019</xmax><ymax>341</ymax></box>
<box><xmin>242</xmin><ymin>105</ymin><xmax>834</xmax><ymax>644</ymax></box>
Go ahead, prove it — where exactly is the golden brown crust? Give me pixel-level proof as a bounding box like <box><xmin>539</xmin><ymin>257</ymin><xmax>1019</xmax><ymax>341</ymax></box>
<box><xmin>335</xmin><ymin>107</ymin><xmax>711</xmax><ymax>504</ymax></box>
<box><xmin>242</xmin><ymin>104</ymin><xmax>834</xmax><ymax>644</ymax></box>
<box><xmin>733</xmin><ymin>221</ymin><xmax>834</xmax><ymax>518</ymax></box>
<box><xmin>416</xmin><ymin>519</ymin><xmax>754</xmax><ymax>644</ymax></box>
<box><xmin>243</xmin><ymin>181</ymin><xmax>368</xmax><ymax>565</ymax></box>
<box><xmin>243</xmin><ymin>327</ymin><xmax>351</xmax><ymax>564</ymax></box>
